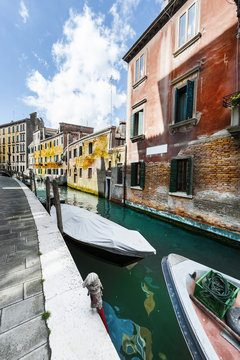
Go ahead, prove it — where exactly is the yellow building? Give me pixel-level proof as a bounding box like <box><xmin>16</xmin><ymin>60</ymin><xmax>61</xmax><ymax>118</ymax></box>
<box><xmin>31</xmin><ymin>122</ymin><xmax>93</xmax><ymax>182</ymax></box>
<box><xmin>66</xmin><ymin>123</ymin><xmax>126</xmax><ymax>201</ymax></box>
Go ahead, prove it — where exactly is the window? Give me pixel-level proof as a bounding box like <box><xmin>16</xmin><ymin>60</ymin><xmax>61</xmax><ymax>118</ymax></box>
<box><xmin>179</xmin><ymin>3</ymin><xmax>196</xmax><ymax>47</ymax></box>
<box><xmin>79</xmin><ymin>168</ymin><xmax>82</xmax><ymax>178</ymax></box>
<box><xmin>174</xmin><ymin>80</ymin><xmax>194</xmax><ymax>123</ymax></box>
<box><xmin>12</xmin><ymin>126</ymin><xmax>14</xmax><ymax>133</ymax></box>
<box><xmin>61</xmin><ymin>169</ymin><xmax>63</xmax><ymax>175</ymax></box>
<box><xmin>131</xmin><ymin>161</ymin><xmax>145</xmax><ymax>189</ymax></box>
<box><xmin>73</xmin><ymin>148</ymin><xmax>77</xmax><ymax>158</ymax></box>
<box><xmin>108</xmin><ymin>160</ymin><xmax>111</xmax><ymax>170</ymax></box>
<box><xmin>54</xmin><ymin>140</ymin><xmax>56</xmax><ymax>147</ymax></box>
<box><xmin>169</xmin><ymin>157</ymin><xmax>193</xmax><ymax>195</ymax></box>
<box><xmin>88</xmin><ymin>168</ymin><xmax>92</xmax><ymax>179</ymax></box>
<box><xmin>48</xmin><ymin>169</ymin><xmax>51</xmax><ymax>175</ymax></box>
<box><xmin>135</xmin><ymin>54</ymin><xmax>145</xmax><ymax>82</ymax></box>
<box><xmin>8</xmin><ymin>127</ymin><xmax>10</xmax><ymax>134</ymax></box>
<box><xmin>16</xmin><ymin>125</ymin><xmax>19</xmax><ymax>132</ymax></box>
<box><xmin>8</xmin><ymin>137</ymin><xmax>10</xmax><ymax>144</ymax></box>
<box><xmin>74</xmin><ymin>169</ymin><xmax>77</xmax><ymax>183</ymax></box>
<box><xmin>131</xmin><ymin>110</ymin><xmax>144</xmax><ymax>138</ymax></box>
<box><xmin>61</xmin><ymin>137</ymin><xmax>63</xmax><ymax>144</ymax></box>
<box><xmin>69</xmin><ymin>151</ymin><xmax>72</xmax><ymax>159</ymax></box>
<box><xmin>88</xmin><ymin>142</ymin><xmax>93</xmax><ymax>155</ymax></box>
<box><xmin>79</xmin><ymin>146</ymin><xmax>82</xmax><ymax>156</ymax></box>
<box><xmin>117</xmin><ymin>164</ymin><xmax>123</xmax><ymax>185</ymax></box>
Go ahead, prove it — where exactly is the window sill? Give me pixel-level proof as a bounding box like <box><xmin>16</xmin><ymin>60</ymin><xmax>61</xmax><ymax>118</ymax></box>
<box><xmin>130</xmin><ymin>134</ymin><xmax>145</xmax><ymax>143</ymax></box>
<box><xmin>169</xmin><ymin>118</ymin><xmax>197</xmax><ymax>134</ymax></box>
<box><xmin>115</xmin><ymin>184</ymin><xmax>123</xmax><ymax>187</ymax></box>
<box><xmin>130</xmin><ymin>186</ymin><xmax>143</xmax><ymax>191</ymax></box>
<box><xmin>133</xmin><ymin>75</ymin><xmax>147</xmax><ymax>89</ymax></box>
<box><xmin>169</xmin><ymin>192</ymin><xmax>193</xmax><ymax>199</ymax></box>
<box><xmin>173</xmin><ymin>32</ymin><xmax>202</xmax><ymax>58</ymax></box>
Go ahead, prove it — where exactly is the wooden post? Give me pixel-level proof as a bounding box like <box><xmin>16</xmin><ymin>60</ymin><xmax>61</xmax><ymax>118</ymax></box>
<box><xmin>30</xmin><ymin>171</ymin><xmax>33</xmax><ymax>191</ymax></box>
<box><xmin>22</xmin><ymin>171</ymin><xmax>25</xmax><ymax>184</ymax></box>
<box><xmin>52</xmin><ymin>179</ymin><xmax>63</xmax><ymax>234</ymax></box>
<box><xmin>33</xmin><ymin>172</ymin><xmax>37</xmax><ymax>196</ymax></box>
<box><xmin>46</xmin><ymin>177</ymin><xmax>51</xmax><ymax>214</ymax></box>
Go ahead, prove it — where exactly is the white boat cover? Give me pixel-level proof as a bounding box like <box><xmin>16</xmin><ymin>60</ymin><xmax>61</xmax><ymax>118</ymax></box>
<box><xmin>51</xmin><ymin>204</ymin><xmax>156</xmax><ymax>258</ymax></box>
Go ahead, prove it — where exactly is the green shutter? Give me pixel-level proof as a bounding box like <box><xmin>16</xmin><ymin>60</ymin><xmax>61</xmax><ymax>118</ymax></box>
<box><xmin>169</xmin><ymin>159</ymin><xmax>178</xmax><ymax>192</ymax></box>
<box><xmin>174</xmin><ymin>88</ymin><xmax>179</xmax><ymax>123</ymax></box>
<box><xmin>186</xmin><ymin>80</ymin><xmax>194</xmax><ymax>119</ymax></box>
<box><xmin>131</xmin><ymin>163</ymin><xmax>137</xmax><ymax>186</ymax></box>
<box><xmin>140</xmin><ymin>161</ymin><xmax>145</xmax><ymax>189</ymax></box>
<box><xmin>186</xmin><ymin>157</ymin><xmax>193</xmax><ymax>195</ymax></box>
<box><xmin>130</xmin><ymin>114</ymin><xmax>134</xmax><ymax>138</ymax></box>
<box><xmin>138</xmin><ymin>110</ymin><xmax>144</xmax><ymax>135</ymax></box>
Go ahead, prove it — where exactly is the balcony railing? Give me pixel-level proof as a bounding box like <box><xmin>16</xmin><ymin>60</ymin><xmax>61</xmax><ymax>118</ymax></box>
<box><xmin>223</xmin><ymin>91</ymin><xmax>240</xmax><ymax>108</ymax></box>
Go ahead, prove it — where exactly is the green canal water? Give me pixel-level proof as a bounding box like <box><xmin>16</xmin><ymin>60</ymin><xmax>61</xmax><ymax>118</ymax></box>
<box><xmin>37</xmin><ymin>185</ymin><xmax>240</xmax><ymax>360</ymax></box>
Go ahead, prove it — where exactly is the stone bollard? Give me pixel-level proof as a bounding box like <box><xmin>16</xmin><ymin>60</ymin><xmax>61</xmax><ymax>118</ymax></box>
<box><xmin>82</xmin><ymin>272</ymin><xmax>109</xmax><ymax>333</ymax></box>
<box><xmin>83</xmin><ymin>272</ymin><xmax>103</xmax><ymax>310</ymax></box>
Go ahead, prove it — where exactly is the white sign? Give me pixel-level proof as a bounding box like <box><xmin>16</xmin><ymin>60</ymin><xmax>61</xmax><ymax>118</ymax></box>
<box><xmin>146</xmin><ymin>144</ymin><xmax>168</xmax><ymax>156</ymax></box>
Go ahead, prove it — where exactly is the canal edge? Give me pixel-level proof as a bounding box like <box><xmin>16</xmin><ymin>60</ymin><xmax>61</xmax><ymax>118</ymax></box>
<box><xmin>15</xmin><ymin>179</ymin><xmax>120</xmax><ymax>360</ymax></box>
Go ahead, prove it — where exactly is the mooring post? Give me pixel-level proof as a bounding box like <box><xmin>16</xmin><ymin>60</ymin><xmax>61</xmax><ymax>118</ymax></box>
<box><xmin>33</xmin><ymin>171</ymin><xmax>37</xmax><ymax>196</ymax></box>
<box><xmin>46</xmin><ymin>177</ymin><xmax>51</xmax><ymax>214</ymax></box>
<box><xmin>30</xmin><ymin>171</ymin><xmax>33</xmax><ymax>191</ymax></box>
<box><xmin>52</xmin><ymin>179</ymin><xmax>63</xmax><ymax>234</ymax></box>
<box><xmin>22</xmin><ymin>171</ymin><xmax>25</xmax><ymax>185</ymax></box>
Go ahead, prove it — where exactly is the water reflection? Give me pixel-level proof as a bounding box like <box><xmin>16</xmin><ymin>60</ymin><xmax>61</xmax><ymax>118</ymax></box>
<box><xmin>103</xmin><ymin>302</ymin><xmax>153</xmax><ymax>360</ymax></box>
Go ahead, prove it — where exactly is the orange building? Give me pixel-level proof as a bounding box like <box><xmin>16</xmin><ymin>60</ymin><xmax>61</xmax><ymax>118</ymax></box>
<box><xmin>123</xmin><ymin>0</ymin><xmax>240</xmax><ymax>236</ymax></box>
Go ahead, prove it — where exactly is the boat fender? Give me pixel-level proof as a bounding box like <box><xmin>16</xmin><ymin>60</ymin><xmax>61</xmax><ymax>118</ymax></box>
<box><xmin>225</xmin><ymin>307</ymin><xmax>240</xmax><ymax>336</ymax></box>
<box><xmin>82</xmin><ymin>272</ymin><xmax>103</xmax><ymax>310</ymax></box>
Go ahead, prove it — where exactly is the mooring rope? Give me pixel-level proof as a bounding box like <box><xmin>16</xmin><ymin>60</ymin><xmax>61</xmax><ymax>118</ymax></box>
<box><xmin>201</xmin><ymin>272</ymin><xmax>234</xmax><ymax>304</ymax></box>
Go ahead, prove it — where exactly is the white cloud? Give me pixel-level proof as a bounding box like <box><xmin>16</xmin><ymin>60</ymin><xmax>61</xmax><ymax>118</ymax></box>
<box><xmin>23</xmin><ymin>3</ymin><xmax>138</xmax><ymax>130</ymax></box>
<box><xmin>19</xmin><ymin>1</ymin><xmax>29</xmax><ymax>23</ymax></box>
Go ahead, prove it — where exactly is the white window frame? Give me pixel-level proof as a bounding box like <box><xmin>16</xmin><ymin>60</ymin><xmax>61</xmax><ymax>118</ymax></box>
<box><xmin>176</xmin><ymin>1</ymin><xmax>200</xmax><ymax>51</ymax></box>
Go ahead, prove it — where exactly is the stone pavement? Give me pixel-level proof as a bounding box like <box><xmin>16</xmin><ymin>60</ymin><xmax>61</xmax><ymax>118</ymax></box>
<box><xmin>0</xmin><ymin>176</ymin><xmax>50</xmax><ymax>360</ymax></box>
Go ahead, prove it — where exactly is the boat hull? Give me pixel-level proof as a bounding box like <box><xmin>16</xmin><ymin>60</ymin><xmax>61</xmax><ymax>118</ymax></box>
<box><xmin>64</xmin><ymin>233</ymin><xmax>143</xmax><ymax>267</ymax></box>
<box><xmin>162</xmin><ymin>254</ymin><xmax>240</xmax><ymax>360</ymax></box>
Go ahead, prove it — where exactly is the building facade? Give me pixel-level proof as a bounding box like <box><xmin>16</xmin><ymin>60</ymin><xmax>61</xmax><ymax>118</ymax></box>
<box><xmin>123</xmin><ymin>0</ymin><xmax>240</xmax><ymax>234</ymax></box>
<box><xmin>0</xmin><ymin>112</ymin><xmax>43</xmax><ymax>173</ymax></box>
<box><xmin>66</xmin><ymin>123</ymin><xmax>126</xmax><ymax>201</ymax></box>
<box><xmin>32</xmin><ymin>123</ymin><xmax>93</xmax><ymax>181</ymax></box>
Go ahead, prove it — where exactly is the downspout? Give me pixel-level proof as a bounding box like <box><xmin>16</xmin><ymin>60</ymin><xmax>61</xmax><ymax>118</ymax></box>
<box><xmin>236</xmin><ymin>0</ymin><xmax>240</xmax><ymax>91</ymax></box>
<box><xmin>123</xmin><ymin>143</ymin><xmax>127</xmax><ymax>206</ymax></box>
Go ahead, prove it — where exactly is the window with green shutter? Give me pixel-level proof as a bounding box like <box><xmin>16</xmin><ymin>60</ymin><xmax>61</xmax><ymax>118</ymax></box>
<box><xmin>169</xmin><ymin>157</ymin><xmax>193</xmax><ymax>195</ymax></box>
<box><xmin>130</xmin><ymin>110</ymin><xmax>144</xmax><ymax>139</ymax></box>
<box><xmin>175</xmin><ymin>80</ymin><xmax>194</xmax><ymax>123</ymax></box>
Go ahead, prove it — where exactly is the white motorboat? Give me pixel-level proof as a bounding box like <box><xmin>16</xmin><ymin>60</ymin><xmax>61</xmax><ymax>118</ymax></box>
<box><xmin>161</xmin><ymin>253</ymin><xmax>240</xmax><ymax>360</ymax></box>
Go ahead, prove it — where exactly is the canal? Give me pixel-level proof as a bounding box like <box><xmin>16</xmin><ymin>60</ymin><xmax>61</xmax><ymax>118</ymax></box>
<box><xmin>37</xmin><ymin>184</ymin><xmax>240</xmax><ymax>360</ymax></box>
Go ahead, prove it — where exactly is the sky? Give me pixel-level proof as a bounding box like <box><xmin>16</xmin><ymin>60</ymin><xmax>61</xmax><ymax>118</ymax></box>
<box><xmin>0</xmin><ymin>0</ymin><xmax>164</xmax><ymax>130</ymax></box>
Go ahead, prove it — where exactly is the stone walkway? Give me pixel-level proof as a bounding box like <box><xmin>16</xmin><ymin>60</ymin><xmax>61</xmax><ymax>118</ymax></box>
<box><xmin>0</xmin><ymin>176</ymin><xmax>50</xmax><ymax>360</ymax></box>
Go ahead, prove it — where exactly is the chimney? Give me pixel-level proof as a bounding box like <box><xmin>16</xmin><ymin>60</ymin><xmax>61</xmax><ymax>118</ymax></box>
<box><xmin>30</xmin><ymin>112</ymin><xmax>37</xmax><ymax>120</ymax></box>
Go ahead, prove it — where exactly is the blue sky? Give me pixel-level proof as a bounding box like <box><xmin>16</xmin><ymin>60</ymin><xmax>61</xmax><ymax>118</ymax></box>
<box><xmin>0</xmin><ymin>0</ymin><xmax>164</xmax><ymax>130</ymax></box>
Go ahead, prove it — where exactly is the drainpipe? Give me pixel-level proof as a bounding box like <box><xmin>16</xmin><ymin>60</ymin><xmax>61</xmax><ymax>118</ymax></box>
<box><xmin>236</xmin><ymin>0</ymin><xmax>240</xmax><ymax>91</ymax></box>
<box><xmin>123</xmin><ymin>143</ymin><xmax>127</xmax><ymax>206</ymax></box>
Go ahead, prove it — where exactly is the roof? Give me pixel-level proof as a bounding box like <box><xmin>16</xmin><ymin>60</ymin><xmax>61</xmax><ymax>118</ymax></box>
<box><xmin>122</xmin><ymin>0</ymin><xmax>187</xmax><ymax>63</ymax></box>
<box><xmin>0</xmin><ymin>118</ymin><xmax>28</xmax><ymax>129</ymax></box>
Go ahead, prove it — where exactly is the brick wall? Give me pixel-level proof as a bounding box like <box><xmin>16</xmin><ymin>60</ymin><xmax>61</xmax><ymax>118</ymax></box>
<box><xmin>126</xmin><ymin>134</ymin><xmax>240</xmax><ymax>233</ymax></box>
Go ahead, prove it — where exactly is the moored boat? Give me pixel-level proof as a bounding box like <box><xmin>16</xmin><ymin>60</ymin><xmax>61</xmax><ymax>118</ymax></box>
<box><xmin>51</xmin><ymin>204</ymin><xmax>156</xmax><ymax>266</ymax></box>
<box><xmin>161</xmin><ymin>254</ymin><xmax>240</xmax><ymax>360</ymax></box>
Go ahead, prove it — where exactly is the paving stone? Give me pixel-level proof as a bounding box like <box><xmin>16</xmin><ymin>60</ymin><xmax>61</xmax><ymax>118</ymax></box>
<box><xmin>0</xmin><ymin>262</ymin><xmax>26</xmax><ymax>276</ymax></box>
<box><xmin>26</xmin><ymin>255</ymin><xmax>40</xmax><ymax>269</ymax></box>
<box><xmin>1</xmin><ymin>294</ymin><xmax>44</xmax><ymax>332</ymax></box>
<box><xmin>19</xmin><ymin>344</ymin><xmax>50</xmax><ymax>360</ymax></box>
<box><xmin>0</xmin><ymin>284</ymin><xmax>23</xmax><ymax>309</ymax></box>
<box><xmin>0</xmin><ymin>265</ymin><xmax>41</xmax><ymax>290</ymax></box>
<box><xmin>24</xmin><ymin>279</ymin><xmax>42</xmax><ymax>298</ymax></box>
<box><xmin>0</xmin><ymin>316</ymin><xmax>48</xmax><ymax>360</ymax></box>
